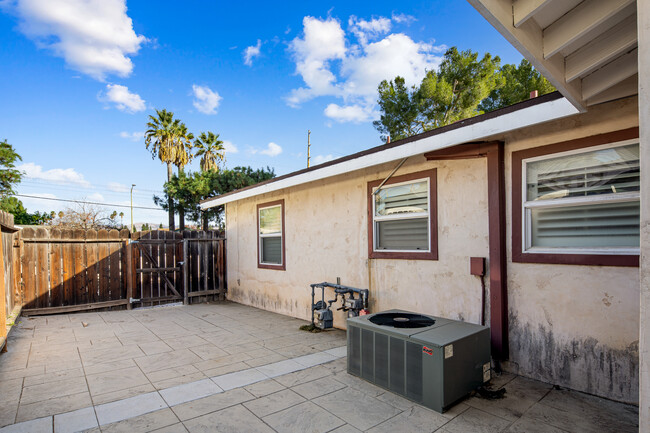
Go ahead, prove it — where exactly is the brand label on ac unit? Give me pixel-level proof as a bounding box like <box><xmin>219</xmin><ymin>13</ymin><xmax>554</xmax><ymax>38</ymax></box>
<box><xmin>444</xmin><ymin>344</ymin><xmax>453</xmax><ymax>359</ymax></box>
<box><xmin>422</xmin><ymin>346</ymin><xmax>433</xmax><ymax>356</ymax></box>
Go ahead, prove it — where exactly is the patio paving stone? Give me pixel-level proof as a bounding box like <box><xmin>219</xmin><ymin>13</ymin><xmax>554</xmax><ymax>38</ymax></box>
<box><xmin>0</xmin><ymin>416</ymin><xmax>52</xmax><ymax>433</ymax></box>
<box><xmin>92</xmin><ymin>383</ymin><xmax>157</xmax><ymax>406</ymax></box>
<box><xmin>183</xmin><ymin>404</ymin><xmax>274</xmax><ymax>433</ymax></box>
<box><xmin>53</xmin><ymin>407</ymin><xmax>97</xmax><ymax>433</ymax></box>
<box><xmin>367</xmin><ymin>405</ymin><xmax>448</xmax><ymax>433</ymax></box>
<box><xmin>244</xmin><ymin>378</ymin><xmax>286</xmax><ymax>398</ymax></box>
<box><xmin>159</xmin><ymin>378</ymin><xmax>222</xmax><ymax>406</ymax></box>
<box><xmin>291</xmin><ymin>376</ymin><xmax>346</xmax><ymax>400</ymax></box>
<box><xmin>255</xmin><ymin>359</ymin><xmax>303</xmax><ymax>378</ymax></box>
<box><xmin>95</xmin><ymin>391</ymin><xmax>167</xmax><ymax>426</ymax></box>
<box><xmin>312</xmin><ymin>387</ymin><xmax>400</xmax><ymax>431</ymax></box>
<box><xmin>16</xmin><ymin>391</ymin><xmax>92</xmax><ymax>423</ymax></box>
<box><xmin>262</xmin><ymin>401</ymin><xmax>345</xmax><ymax>433</ymax></box>
<box><xmin>243</xmin><ymin>388</ymin><xmax>306</xmax><ymax>418</ymax></box>
<box><xmin>211</xmin><ymin>367</ymin><xmax>268</xmax><ymax>390</ymax></box>
<box><xmin>86</xmin><ymin>365</ymin><xmax>150</xmax><ymax>396</ymax></box>
<box><xmin>99</xmin><ymin>408</ymin><xmax>180</xmax><ymax>433</ymax></box>
<box><xmin>439</xmin><ymin>407</ymin><xmax>511</xmax><ymax>433</ymax></box>
<box><xmin>171</xmin><ymin>388</ymin><xmax>255</xmax><ymax>421</ymax></box>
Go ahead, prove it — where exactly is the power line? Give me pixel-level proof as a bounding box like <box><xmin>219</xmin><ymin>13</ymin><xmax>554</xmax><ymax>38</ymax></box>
<box><xmin>15</xmin><ymin>194</ymin><xmax>165</xmax><ymax>211</ymax></box>
<box><xmin>19</xmin><ymin>178</ymin><xmax>165</xmax><ymax>194</ymax></box>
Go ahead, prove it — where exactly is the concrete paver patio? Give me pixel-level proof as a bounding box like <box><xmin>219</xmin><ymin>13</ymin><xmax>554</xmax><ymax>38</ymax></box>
<box><xmin>0</xmin><ymin>302</ymin><xmax>639</xmax><ymax>432</ymax></box>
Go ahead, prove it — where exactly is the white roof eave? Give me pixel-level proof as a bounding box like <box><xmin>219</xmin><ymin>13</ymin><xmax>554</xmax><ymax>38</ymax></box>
<box><xmin>201</xmin><ymin>97</ymin><xmax>578</xmax><ymax>209</ymax></box>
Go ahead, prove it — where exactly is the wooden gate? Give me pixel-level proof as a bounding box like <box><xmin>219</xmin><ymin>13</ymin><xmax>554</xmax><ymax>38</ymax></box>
<box><xmin>130</xmin><ymin>231</ymin><xmax>183</xmax><ymax>306</ymax></box>
<box><xmin>182</xmin><ymin>230</ymin><xmax>226</xmax><ymax>303</ymax></box>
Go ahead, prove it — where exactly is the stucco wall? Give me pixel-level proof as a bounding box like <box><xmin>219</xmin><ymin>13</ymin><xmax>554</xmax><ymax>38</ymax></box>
<box><xmin>225</xmin><ymin>95</ymin><xmax>639</xmax><ymax>403</ymax></box>
<box><xmin>500</xmin><ymin>96</ymin><xmax>640</xmax><ymax>403</ymax></box>
<box><xmin>226</xmin><ymin>156</ymin><xmax>490</xmax><ymax>329</ymax></box>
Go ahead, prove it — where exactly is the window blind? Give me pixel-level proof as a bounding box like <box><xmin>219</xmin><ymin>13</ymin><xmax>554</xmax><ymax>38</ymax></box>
<box><xmin>261</xmin><ymin>237</ymin><xmax>282</xmax><ymax>264</ymax></box>
<box><xmin>526</xmin><ymin>144</ymin><xmax>639</xmax><ymax>201</ymax></box>
<box><xmin>531</xmin><ymin>201</ymin><xmax>640</xmax><ymax>248</ymax></box>
<box><xmin>376</xmin><ymin>218</ymin><xmax>429</xmax><ymax>250</ymax></box>
<box><xmin>375</xmin><ymin>181</ymin><xmax>428</xmax><ymax>216</ymax></box>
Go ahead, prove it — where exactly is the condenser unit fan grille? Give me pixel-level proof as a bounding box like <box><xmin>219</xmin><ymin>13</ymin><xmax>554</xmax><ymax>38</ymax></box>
<box><xmin>368</xmin><ymin>312</ymin><xmax>435</xmax><ymax>328</ymax></box>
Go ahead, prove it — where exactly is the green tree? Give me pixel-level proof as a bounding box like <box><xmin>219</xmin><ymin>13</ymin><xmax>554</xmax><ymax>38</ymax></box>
<box><xmin>0</xmin><ymin>139</ymin><xmax>23</xmax><ymax>198</ymax></box>
<box><xmin>155</xmin><ymin>166</ymin><xmax>275</xmax><ymax>231</ymax></box>
<box><xmin>145</xmin><ymin>109</ymin><xmax>183</xmax><ymax>231</ymax></box>
<box><xmin>172</xmin><ymin>122</ymin><xmax>194</xmax><ymax>231</ymax></box>
<box><xmin>0</xmin><ymin>197</ymin><xmax>52</xmax><ymax>225</ymax></box>
<box><xmin>478</xmin><ymin>59</ymin><xmax>555</xmax><ymax>112</ymax></box>
<box><xmin>374</xmin><ymin>47</ymin><xmax>502</xmax><ymax>141</ymax></box>
<box><xmin>194</xmin><ymin>132</ymin><xmax>226</xmax><ymax>172</ymax></box>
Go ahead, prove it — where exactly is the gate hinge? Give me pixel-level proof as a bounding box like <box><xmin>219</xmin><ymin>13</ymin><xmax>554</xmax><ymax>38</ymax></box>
<box><xmin>129</xmin><ymin>297</ymin><xmax>140</xmax><ymax>303</ymax></box>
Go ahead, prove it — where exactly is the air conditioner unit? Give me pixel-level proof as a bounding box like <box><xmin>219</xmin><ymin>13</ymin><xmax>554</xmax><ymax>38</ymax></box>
<box><xmin>347</xmin><ymin>309</ymin><xmax>490</xmax><ymax>413</ymax></box>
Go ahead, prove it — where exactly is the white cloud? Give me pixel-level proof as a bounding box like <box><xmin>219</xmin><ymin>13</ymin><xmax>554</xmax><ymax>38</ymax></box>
<box><xmin>223</xmin><ymin>140</ymin><xmax>238</xmax><ymax>154</ymax></box>
<box><xmin>19</xmin><ymin>162</ymin><xmax>91</xmax><ymax>187</ymax></box>
<box><xmin>119</xmin><ymin>131</ymin><xmax>143</xmax><ymax>141</ymax></box>
<box><xmin>243</xmin><ymin>39</ymin><xmax>261</xmax><ymax>66</ymax></box>
<box><xmin>192</xmin><ymin>84</ymin><xmax>221</xmax><ymax>115</ymax></box>
<box><xmin>88</xmin><ymin>192</ymin><xmax>104</xmax><ymax>202</ymax></box>
<box><xmin>324</xmin><ymin>103</ymin><xmax>375</xmax><ymax>123</ymax></box>
<box><xmin>286</xmin><ymin>16</ymin><xmax>346</xmax><ymax>107</ymax></box>
<box><xmin>102</xmin><ymin>84</ymin><xmax>145</xmax><ymax>112</ymax></box>
<box><xmin>260</xmin><ymin>142</ymin><xmax>282</xmax><ymax>157</ymax></box>
<box><xmin>287</xmin><ymin>15</ymin><xmax>443</xmax><ymax>123</ymax></box>
<box><xmin>312</xmin><ymin>154</ymin><xmax>334</xmax><ymax>165</ymax></box>
<box><xmin>4</xmin><ymin>0</ymin><xmax>146</xmax><ymax>80</ymax></box>
<box><xmin>348</xmin><ymin>16</ymin><xmax>391</xmax><ymax>45</ymax></box>
<box><xmin>392</xmin><ymin>13</ymin><xmax>416</xmax><ymax>25</ymax></box>
<box><xmin>107</xmin><ymin>182</ymin><xmax>129</xmax><ymax>192</ymax></box>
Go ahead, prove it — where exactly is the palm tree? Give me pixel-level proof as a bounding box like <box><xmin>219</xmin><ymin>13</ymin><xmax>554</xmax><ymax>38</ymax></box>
<box><xmin>194</xmin><ymin>132</ymin><xmax>226</xmax><ymax>172</ymax></box>
<box><xmin>119</xmin><ymin>211</ymin><xmax>124</xmax><ymax>228</ymax></box>
<box><xmin>145</xmin><ymin>109</ymin><xmax>182</xmax><ymax>230</ymax></box>
<box><xmin>172</xmin><ymin>122</ymin><xmax>194</xmax><ymax>231</ymax></box>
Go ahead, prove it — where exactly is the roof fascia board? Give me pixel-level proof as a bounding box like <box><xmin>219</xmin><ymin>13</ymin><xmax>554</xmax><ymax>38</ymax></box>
<box><xmin>466</xmin><ymin>0</ymin><xmax>586</xmax><ymax>111</ymax></box>
<box><xmin>201</xmin><ymin>97</ymin><xmax>578</xmax><ymax>209</ymax></box>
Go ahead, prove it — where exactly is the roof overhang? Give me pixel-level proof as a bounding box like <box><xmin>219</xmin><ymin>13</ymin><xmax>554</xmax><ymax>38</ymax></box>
<box><xmin>467</xmin><ymin>0</ymin><xmax>639</xmax><ymax>111</ymax></box>
<box><xmin>201</xmin><ymin>94</ymin><xmax>578</xmax><ymax>209</ymax></box>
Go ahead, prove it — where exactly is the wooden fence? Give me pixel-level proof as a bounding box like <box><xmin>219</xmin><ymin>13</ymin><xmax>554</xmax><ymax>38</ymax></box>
<box><xmin>17</xmin><ymin>229</ymin><xmax>226</xmax><ymax>315</ymax></box>
<box><xmin>0</xmin><ymin>211</ymin><xmax>19</xmax><ymax>351</ymax></box>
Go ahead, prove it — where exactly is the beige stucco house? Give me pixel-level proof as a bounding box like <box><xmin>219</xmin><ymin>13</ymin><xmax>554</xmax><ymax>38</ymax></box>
<box><xmin>202</xmin><ymin>0</ymin><xmax>649</xmax><ymax>426</ymax></box>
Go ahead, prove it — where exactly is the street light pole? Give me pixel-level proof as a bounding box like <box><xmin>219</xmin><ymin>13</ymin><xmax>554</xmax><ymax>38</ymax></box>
<box><xmin>130</xmin><ymin>184</ymin><xmax>136</xmax><ymax>232</ymax></box>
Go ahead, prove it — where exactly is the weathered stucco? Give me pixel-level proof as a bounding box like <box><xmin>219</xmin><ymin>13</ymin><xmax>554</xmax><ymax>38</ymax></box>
<box><xmin>500</xmin><ymin>96</ymin><xmax>640</xmax><ymax>403</ymax></box>
<box><xmin>226</xmin><ymin>156</ymin><xmax>490</xmax><ymax>329</ymax></box>
<box><xmin>225</xmin><ymin>95</ymin><xmax>640</xmax><ymax>403</ymax></box>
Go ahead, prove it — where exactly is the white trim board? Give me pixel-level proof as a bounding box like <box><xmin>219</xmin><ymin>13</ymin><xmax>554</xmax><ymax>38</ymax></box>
<box><xmin>202</xmin><ymin>97</ymin><xmax>579</xmax><ymax>209</ymax></box>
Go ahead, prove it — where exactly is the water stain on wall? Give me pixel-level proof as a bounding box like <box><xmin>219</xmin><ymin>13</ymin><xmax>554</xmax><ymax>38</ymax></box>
<box><xmin>508</xmin><ymin>312</ymin><xmax>639</xmax><ymax>404</ymax></box>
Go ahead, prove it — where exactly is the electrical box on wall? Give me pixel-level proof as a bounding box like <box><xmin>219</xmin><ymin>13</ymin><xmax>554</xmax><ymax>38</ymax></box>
<box><xmin>470</xmin><ymin>257</ymin><xmax>485</xmax><ymax>276</ymax></box>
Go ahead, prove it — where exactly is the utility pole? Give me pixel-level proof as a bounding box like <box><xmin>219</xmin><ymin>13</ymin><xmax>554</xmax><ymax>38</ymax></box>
<box><xmin>307</xmin><ymin>130</ymin><xmax>311</xmax><ymax>168</ymax></box>
<box><xmin>130</xmin><ymin>184</ymin><xmax>136</xmax><ymax>232</ymax></box>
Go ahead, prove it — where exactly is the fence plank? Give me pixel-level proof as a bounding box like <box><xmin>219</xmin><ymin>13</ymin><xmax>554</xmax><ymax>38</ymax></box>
<box><xmin>21</xmin><ymin>228</ymin><xmax>35</xmax><ymax>308</ymax></box>
<box><xmin>120</xmin><ymin>229</ymin><xmax>130</xmax><ymax>297</ymax></box>
<box><xmin>12</xmin><ymin>231</ymin><xmax>22</xmax><ymax>307</ymax></box>
<box><xmin>108</xmin><ymin>230</ymin><xmax>121</xmax><ymax>302</ymax></box>
<box><xmin>86</xmin><ymin>229</ymin><xmax>99</xmax><ymax>304</ymax></box>
<box><xmin>35</xmin><ymin>228</ymin><xmax>49</xmax><ymax>308</ymax></box>
<box><xmin>97</xmin><ymin>229</ymin><xmax>110</xmax><ymax>301</ymax></box>
<box><xmin>72</xmin><ymin>229</ymin><xmax>87</xmax><ymax>305</ymax></box>
<box><xmin>61</xmin><ymin>229</ymin><xmax>73</xmax><ymax>306</ymax></box>
<box><xmin>151</xmin><ymin>230</ymin><xmax>160</xmax><ymax>304</ymax></box>
<box><xmin>49</xmin><ymin>228</ymin><xmax>63</xmax><ymax>307</ymax></box>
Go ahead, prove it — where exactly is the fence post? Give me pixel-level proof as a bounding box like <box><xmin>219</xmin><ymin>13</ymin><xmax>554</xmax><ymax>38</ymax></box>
<box><xmin>126</xmin><ymin>240</ymin><xmax>133</xmax><ymax>310</ymax></box>
<box><xmin>183</xmin><ymin>239</ymin><xmax>189</xmax><ymax>305</ymax></box>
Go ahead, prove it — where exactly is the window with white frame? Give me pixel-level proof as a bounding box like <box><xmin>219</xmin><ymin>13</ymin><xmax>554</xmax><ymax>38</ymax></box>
<box><xmin>258</xmin><ymin>202</ymin><xmax>283</xmax><ymax>267</ymax></box>
<box><xmin>373</xmin><ymin>178</ymin><xmax>430</xmax><ymax>252</ymax></box>
<box><xmin>522</xmin><ymin>139</ymin><xmax>640</xmax><ymax>254</ymax></box>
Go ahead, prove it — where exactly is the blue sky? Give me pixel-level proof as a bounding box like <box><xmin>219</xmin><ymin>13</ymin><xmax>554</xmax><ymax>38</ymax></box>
<box><xmin>0</xmin><ymin>0</ymin><xmax>523</xmax><ymax>226</ymax></box>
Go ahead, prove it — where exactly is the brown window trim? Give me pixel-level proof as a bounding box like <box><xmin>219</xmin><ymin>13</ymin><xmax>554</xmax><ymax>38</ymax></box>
<box><xmin>511</xmin><ymin>127</ymin><xmax>639</xmax><ymax>267</ymax></box>
<box><xmin>257</xmin><ymin>199</ymin><xmax>286</xmax><ymax>270</ymax></box>
<box><xmin>367</xmin><ymin>168</ymin><xmax>438</xmax><ymax>260</ymax></box>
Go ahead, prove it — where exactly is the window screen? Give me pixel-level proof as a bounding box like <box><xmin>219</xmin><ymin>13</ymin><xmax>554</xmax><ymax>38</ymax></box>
<box><xmin>524</xmin><ymin>142</ymin><xmax>639</xmax><ymax>252</ymax></box>
<box><xmin>259</xmin><ymin>204</ymin><xmax>282</xmax><ymax>265</ymax></box>
<box><xmin>374</xmin><ymin>179</ymin><xmax>429</xmax><ymax>251</ymax></box>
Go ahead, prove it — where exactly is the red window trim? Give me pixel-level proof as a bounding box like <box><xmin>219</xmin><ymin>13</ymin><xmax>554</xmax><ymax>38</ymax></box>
<box><xmin>367</xmin><ymin>168</ymin><xmax>438</xmax><ymax>260</ymax></box>
<box><xmin>257</xmin><ymin>199</ymin><xmax>286</xmax><ymax>271</ymax></box>
<box><xmin>511</xmin><ymin>127</ymin><xmax>639</xmax><ymax>267</ymax></box>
